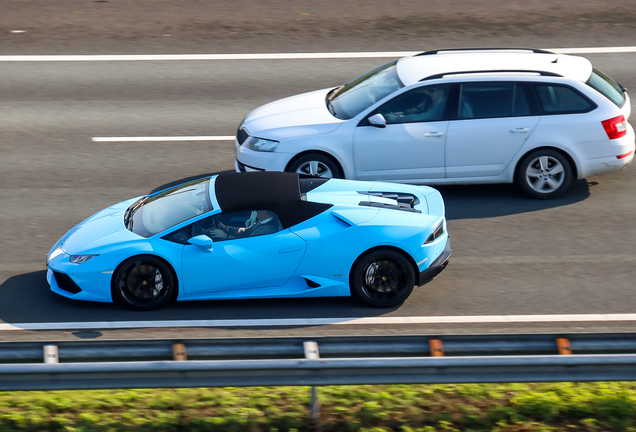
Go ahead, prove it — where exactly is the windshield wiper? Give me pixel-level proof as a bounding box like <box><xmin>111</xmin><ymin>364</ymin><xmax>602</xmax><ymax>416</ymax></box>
<box><xmin>124</xmin><ymin>196</ymin><xmax>148</xmax><ymax>230</ymax></box>
<box><xmin>326</xmin><ymin>98</ymin><xmax>338</xmax><ymax>117</ymax></box>
<box><xmin>327</xmin><ymin>85</ymin><xmax>344</xmax><ymax>100</ymax></box>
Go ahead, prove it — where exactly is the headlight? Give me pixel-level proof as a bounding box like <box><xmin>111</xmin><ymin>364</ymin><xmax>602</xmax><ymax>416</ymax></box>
<box><xmin>48</xmin><ymin>246</ymin><xmax>66</xmax><ymax>262</ymax></box>
<box><xmin>69</xmin><ymin>254</ymin><xmax>99</xmax><ymax>264</ymax></box>
<box><xmin>246</xmin><ymin>137</ymin><xmax>279</xmax><ymax>152</ymax></box>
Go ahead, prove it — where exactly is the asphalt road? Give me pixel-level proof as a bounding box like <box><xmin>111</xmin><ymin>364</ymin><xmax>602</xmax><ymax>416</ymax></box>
<box><xmin>1</xmin><ymin>50</ymin><xmax>635</xmax><ymax>342</ymax></box>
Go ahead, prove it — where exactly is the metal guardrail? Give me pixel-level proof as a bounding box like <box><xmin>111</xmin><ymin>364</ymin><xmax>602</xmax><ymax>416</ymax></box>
<box><xmin>1</xmin><ymin>333</ymin><xmax>636</xmax><ymax>391</ymax></box>
<box><xmin>3</xmin><ymin>333</ymin><xmax>636</xmax><ymax>363</ymax></box>
<box><xmin>4</xmin><ymin>355</ymin><xmax>636</xmax><ymax>391</ymax></box>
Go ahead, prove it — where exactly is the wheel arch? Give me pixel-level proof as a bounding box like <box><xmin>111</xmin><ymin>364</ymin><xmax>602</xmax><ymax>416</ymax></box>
<box><xmin>348</xmin><ymin>245</ymin><xmax>419</xmax><ymax>294</ymax></box>
<box><xmin>110</xmin><ymin>254</ymin><xmax>180</xmax><ymax>302</ymax></box>
<box><xmin>285</xmin><ymin>150</ymin><xmax>346</xmax><ymax>178</ymax></box>
<box><xmin>514</xmin><ymin>146</ymin><xmax>579</xmax><ymax>183</ymax></box>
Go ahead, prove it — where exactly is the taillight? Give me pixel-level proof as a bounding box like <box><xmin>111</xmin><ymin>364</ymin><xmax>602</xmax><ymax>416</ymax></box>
<box><xmin>602</xmin><ymin>115</ymin><xmax>627</xmax><ymax>140</ymax></box>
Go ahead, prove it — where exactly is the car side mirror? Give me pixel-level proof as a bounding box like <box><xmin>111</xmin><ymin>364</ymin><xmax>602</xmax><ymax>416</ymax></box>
<box><xmin>187</xmin><ymin>234</ymin><xmax>213</xmax><ymax>251</ymax></box>
<box><xmin>368</xmin><ymin>113</ymin><xmax>387</xmax><ymax>128</ymax></box>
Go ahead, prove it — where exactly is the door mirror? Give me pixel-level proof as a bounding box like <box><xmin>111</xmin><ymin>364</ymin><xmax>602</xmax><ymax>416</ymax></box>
<box><xmin>187</xmin><ymin>234</ymin><xmax>213</xmax><ymax>251</ymax></box>
<box><xmin>368</xmin><ymin>113</ymin><xmax>387</xmax><ymax>128</ymax></box>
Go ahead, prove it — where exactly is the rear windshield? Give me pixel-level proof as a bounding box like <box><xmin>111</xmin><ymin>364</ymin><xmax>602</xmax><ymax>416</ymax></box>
<box><xmin>327</xmin><ymin>60</ymin><xmax>404</xmax><ymax>120</ymax></box>
<box><xmin>126</xmin><ymin>178</ymin><xmax>213</xmax><ymax>237</ymax></box>
<box><xmin>586</xmin><ymin>68</ymin><xmax>626</xmax><ymax>108</ymax></box>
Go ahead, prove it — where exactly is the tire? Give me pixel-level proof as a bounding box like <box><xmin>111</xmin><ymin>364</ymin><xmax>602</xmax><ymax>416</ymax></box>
<box><xmin>287</xmin><ymin>153</ymin><xmax>343</xmax><ymax>179</ymax></box>
<box><xmin>517</xmin><ymin>149</ymin><xmax>573</xmax><ymax>199</ymax></box>
<box><xmin>350</xmin><ymin>249</ymin><xmax>416</xmax><ymax>308</ymax></box>
<box><xmin>112</xmin><ymin>255</ymin><xmax>176</xmax><ymax>310</ymax></box>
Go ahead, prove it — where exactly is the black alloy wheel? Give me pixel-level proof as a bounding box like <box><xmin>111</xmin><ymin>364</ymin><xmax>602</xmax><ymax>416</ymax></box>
<box><xmin>112</xmin><ymin>255</ymin><xmax>176</xmax><ymax>310</ymax></box>
<box><xmin>351</xmin><ymin>249</ymin><xmax>415</xmax><ymax>307</ymax></box>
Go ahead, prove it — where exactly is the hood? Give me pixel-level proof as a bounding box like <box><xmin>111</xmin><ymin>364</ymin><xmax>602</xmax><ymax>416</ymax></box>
<box><xmin>244</xmin><ymin>88</ymin><xmax>344</xmax><ymax>137</ymax></box>
<box><xmin>58</xmin><ymin>198</ymin><xmax>142</xmax><ymax>254</ymax></box>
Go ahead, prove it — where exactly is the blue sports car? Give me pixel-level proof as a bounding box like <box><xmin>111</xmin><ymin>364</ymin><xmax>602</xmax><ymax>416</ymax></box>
<box><xmin>47</xmin><ymin>172</ymin><xmax>451</xmax><ymax>310</ymax></box>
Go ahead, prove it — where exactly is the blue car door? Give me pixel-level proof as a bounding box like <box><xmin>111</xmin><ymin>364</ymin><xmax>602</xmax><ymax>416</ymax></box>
<box><xmin>181</xmin><ymin>229</ymin><xmax>306</xmax><ymax>295</ymax></box>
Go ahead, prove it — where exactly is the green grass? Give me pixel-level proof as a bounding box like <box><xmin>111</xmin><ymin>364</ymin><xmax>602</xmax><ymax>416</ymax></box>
<box><xmin>2</xmin><ymin>383</ymin><xmax>636</xmax><ymax>431</ymax></box>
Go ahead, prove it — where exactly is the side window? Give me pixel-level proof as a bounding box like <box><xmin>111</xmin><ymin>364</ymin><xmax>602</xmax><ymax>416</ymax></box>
<box><xmin>534</xmin><ymin>84</ymin><xmax>595</xmax><ymax>114</ymax></box>
<box><xmin>162</xmin><ymin>226</ymin><xmax>191</xmax><ymax>244</ymax></box>
<box><xmin>373</xmin><ymin>84</ymin><xmax>450</xmax><ymax>125</ymax></box>
<box><xmin>513</xmin><ymin>84</ymin><xmax>532</xmax><ymax>117</ymax></box>
<box><xmin>459</xmin><ymin>82</ymin><xmax>514</xmax><ymax>120</ymax></box>
<box><xmin>191</xmin><ymin>210</ymin><xmax>282</xmax><ymax>242</ymax></box>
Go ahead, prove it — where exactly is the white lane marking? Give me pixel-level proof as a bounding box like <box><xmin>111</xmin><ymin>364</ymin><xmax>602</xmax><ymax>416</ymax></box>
<box><xmin>92</xmin><ymin>136</ymin><xmax>234</xmax><ymax>142</ymax></box>
<box><xmin>3</xmin><ymin>313</ymin><xmax>636</xmax><ymax>331</ymax></box>
<box><xmin>456</xmin><ymin>254</ymin><xmax>636</xmax><ymax>265</ymax></box>
<box><xmin>552</xmin><ymin>47</ymin><xmax>636</xmax><ymax>54</ymax></box>
<box><xmin>1</xmin><ymin>47</ymin><xmax>636</xmax><ymax>62</ymax></box>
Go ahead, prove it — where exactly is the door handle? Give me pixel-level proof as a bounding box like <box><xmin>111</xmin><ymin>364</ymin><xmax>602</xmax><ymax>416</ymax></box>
<box><xmin>424</xmin><ymin>131</ymin><xmax>445</xmax><ymax>137</ymax></box>
<box><xmin>510</xmin><ymin>127</ymin><xmax>530</xmax><ymax>133</ymax></box>
<box><xmin>279</xmin><ymin>247</ymin><xmax>301</xmax><ymax>254</ymax></box>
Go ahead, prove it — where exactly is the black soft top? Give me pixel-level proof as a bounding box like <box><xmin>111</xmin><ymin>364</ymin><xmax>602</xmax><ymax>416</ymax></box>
<box><xmin>214</xmin><ymin>172</ymin><xmax>332</xmax><ymax>229</ymax></box>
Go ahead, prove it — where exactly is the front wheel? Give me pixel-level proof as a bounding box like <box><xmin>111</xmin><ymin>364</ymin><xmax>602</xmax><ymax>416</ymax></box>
<box><xmin>112</xmin><ymin>255</ymin><xmax>176</xmax><ymax>310</ymax></box>
<box><xmin>517</xmin><ymin>149</ymin><xmax>573</xmax><ymax>199</ymax></box>
<box><xmin>287</xmin><ymin>153</ymin><xmax>343</xmax><ymax>179</ymax></box>
<box><xmin>350</xmin><ymin>249</ymin><xmax>415</xmax><ymax>308</ymax></box>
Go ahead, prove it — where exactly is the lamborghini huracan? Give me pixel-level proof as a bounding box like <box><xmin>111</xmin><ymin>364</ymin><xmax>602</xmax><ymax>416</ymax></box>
<box><xmin>47</xmin><ymin>172</ymin><xmax>451</xmax><ymax>310</ymax></box>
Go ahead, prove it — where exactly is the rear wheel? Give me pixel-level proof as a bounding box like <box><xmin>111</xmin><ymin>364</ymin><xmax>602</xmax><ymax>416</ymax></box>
<box><xmin>517</xmin><ymin>149</ymin><xmax>572</xmax><ymax>199</ymax></box>
<box><xmin>287</xmin><ymin>153</ymin><xmax>343</xmax><ymax>178</ymax></box>
<box><xmin>112</xmin><ymin>255</ymin><xmax>176</xmax><ymax>310</ymax></box>
<box><xmin>351</xmin><ymin>249</ymin><xmax>415</xmax><ymax>308</ymax></box>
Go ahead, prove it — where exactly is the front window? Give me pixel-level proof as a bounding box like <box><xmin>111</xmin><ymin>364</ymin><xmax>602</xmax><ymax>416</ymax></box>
<box><xmin>163</xmin><ymin>210</ymin><xmax>282</xmax><ymax>244</ymax></box>
<box><xmin>328</xmin><ymin>60</ymin><xmax>404</xmax><ymax>120</ymax></box>
<box><xmin>372</xmin><ymin>84</ymin><xmax>451</xmax><ymax>124</ymax></box>
<box><xmin>126</xmin><ymin>178</ymin><xmax>213</xmax><ymax>238</ymax></box>
<box><xmin>586</xmin><ymin>68</ymin><xmax>626</xmax><ymax>108</ymax></box>
<box><xmin>196</xmin><ymin>210</ymin><xmax>282</xmax><ymax>242</ymax></box>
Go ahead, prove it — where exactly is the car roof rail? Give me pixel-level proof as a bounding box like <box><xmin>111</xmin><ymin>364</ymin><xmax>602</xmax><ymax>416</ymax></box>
<box><xmin>415</xmin><ymin>47</ymin><xmax>556</xmax><ymax>56</ymax></box>
<box><xmin>419</xmin><ymin>70</ymin><xmax>563</xmax><ymax>81</ymax></box>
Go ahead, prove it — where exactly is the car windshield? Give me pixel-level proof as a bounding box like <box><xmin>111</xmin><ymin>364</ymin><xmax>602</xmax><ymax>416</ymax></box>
<box><xmin>126</xmin><ymin>177</ymin><xmax>213</xmax><ymax>238</ymax></box>
<box><xmin>586</xmin><ymin>68</ymin><xmax>626</xmax><ymax>108</ymax></box>
<box><xmin>327</xmin><ymin>60</ymin><xmax>404</xmax><ymax>120</ymax></box>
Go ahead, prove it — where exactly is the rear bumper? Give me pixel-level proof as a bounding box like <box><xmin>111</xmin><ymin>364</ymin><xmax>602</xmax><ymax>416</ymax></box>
<box><xmin>418</xmin><ymin>237</ymin><xmax>452</xmax><ymax>286</ymax></box>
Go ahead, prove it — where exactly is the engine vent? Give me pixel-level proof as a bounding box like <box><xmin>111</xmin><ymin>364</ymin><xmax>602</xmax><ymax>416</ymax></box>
<box><xmin>358</xmin><ymin>191</ymin><xmax>421</xmax><ymax>213</ymax></box>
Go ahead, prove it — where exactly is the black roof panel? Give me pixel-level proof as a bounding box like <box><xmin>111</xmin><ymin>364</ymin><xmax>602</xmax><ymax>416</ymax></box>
<box><xmin>214</xmin><ymin>172</ymin><xmax>332</xmax><ymax>229</ymax></box>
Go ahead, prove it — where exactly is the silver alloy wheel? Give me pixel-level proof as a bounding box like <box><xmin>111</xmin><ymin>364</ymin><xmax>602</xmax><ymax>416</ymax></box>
<box><xmin>295</xmin><ymin>160</ymin><xmax>334</xmax><ymax>178</ymax></box>
<box><xmin>525</xmin><ymin>155</ymin><xmax>565</xmax><ymax>194</ymax></box>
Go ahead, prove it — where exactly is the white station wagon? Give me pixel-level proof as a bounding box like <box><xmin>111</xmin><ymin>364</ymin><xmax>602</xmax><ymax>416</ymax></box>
<box><xmin>235</xmin><ymin>48</ymin><xmax>635</xmax><ymax>198</ymax></box>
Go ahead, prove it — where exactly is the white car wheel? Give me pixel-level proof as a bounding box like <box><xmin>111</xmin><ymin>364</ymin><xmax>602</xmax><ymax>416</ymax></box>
<box><xmin>517</xmin><ymin>149</ymin><xmax>572</xmax><ymax>199</ymax></box>
<box><xmin>287</xmin><ymin>154</ymin><xmax>343</xmax><ymax>178</ymax></box>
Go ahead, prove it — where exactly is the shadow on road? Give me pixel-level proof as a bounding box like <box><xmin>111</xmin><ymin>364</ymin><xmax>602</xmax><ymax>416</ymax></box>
<box><xmin>0</xmin><ymin>271</ymin><xmax>389</xmax><ymax>326</ymax></box>
<box><xmin>438</xmin><ymin>179</ymin><xmax>591</xmax><ymax>220</ymax></box>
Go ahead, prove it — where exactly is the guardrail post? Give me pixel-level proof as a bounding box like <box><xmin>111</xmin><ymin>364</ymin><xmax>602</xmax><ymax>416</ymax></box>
<box><xmin>43</xmin><ymin>345</ymin><xmax>59</xmax><ymax>364</ymax></box>
<box><xmin>429</xmin><ymin>339</ymin><xmax>444</xmax><ymax>357</ymax></box>
<box><xmin>172</xmin><ymin>343</ymin><xmax>187</xmax><ymax>361</ymax></box>
<box><xmin>556</xmin><ymin>338</ymin><xmax>572</xmax><ymax>355</ymax></box>
<box><xmin>303</xmin><ymin>341</ymin><xmax>320</xmax><ymax>420</ymax></box>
